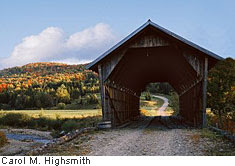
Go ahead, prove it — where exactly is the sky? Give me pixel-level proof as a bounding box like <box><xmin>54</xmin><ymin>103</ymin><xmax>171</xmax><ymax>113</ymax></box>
<box><xmin>0</xmin><ymin>0</ymin><xmax>235</xmax><ymax>69</ymax></box>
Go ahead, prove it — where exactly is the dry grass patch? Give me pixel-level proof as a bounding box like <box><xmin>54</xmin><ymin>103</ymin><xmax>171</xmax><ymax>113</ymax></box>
<box><xmin>0</xmin><ymin>109</ymin><xmax>102</xmax><ymax>119</ymax></box>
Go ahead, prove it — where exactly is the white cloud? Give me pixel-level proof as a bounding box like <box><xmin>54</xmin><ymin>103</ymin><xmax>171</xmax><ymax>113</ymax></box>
<box><xmin>52</xmin><ymin>58</ymin><xmax>91</xmax><ymax>65</ymax></box>
<box><xmin>66</xmin><ymin>23</ymin><xmax>116</xmax><ymax>50</ymax></box>
<box><xmin>0</xmin><ymin>23</ymin><xmax>117</xmax><ymax>69</ymax></box>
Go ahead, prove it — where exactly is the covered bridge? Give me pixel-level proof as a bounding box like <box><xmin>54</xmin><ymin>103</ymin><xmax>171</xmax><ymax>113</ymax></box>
<box><xmin>87</xmin><ymin>20</ymin><xmax>223</xmax><ymax>127</ymax></box>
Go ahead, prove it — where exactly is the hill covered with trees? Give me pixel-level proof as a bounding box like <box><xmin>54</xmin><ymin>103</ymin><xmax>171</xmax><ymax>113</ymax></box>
<box><xmin>0</xmin><ymin>62</ymin><xmax>100</xmax><ymax>110</ymax></box>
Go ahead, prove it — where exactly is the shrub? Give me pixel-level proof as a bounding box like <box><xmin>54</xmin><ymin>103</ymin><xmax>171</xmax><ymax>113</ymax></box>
<box><xmin>0</xmin><ymin>131</ymin><xmax>8</xmax><ymax>147</ymax></box>
<box><xmin>95</xmin><ymin>102</ymin><xmax>102</xmax><ymax>109</ymax></box>
<box><xmin>77</xmin><ymin>116</ymin><xmax>101</xmax><ymax>128</ymax></box>
<box><xmin>145</xmin><ymin>92</ymin><xmax>151</xmax><ymax>101</ymax></box>
<box><xmin>61</xmin><ymin>120</ymin><xmax>78</xmax><ymax>132</ymax></box>
<box><xmin>50</xmin><ymin>130</ymin><xmax>61</xmax><ymax>138</ymax></box>
<box><xmin>48</xmin><ymin>119</ymin><xmax>63</xmax><ymax>131</ymax></box>
<box><xmin>88</xmin><ymin>94</ymin><xmax>99</xmax><ymax>104</ymax></box>
<box><xmin>0</xmin><ymin>104</ymin><xmax>11</xmax><ymax>110</ymax></box>
<box><xmin>0</xmin><ymin>113</ymin><xmax>31</xmax><ymax>127</ymax></box>
<box><xmin>35</xmin><ymin>117</ymin><xmax>56</xmax><ymax>130</ymax></box>
<box><xmin>28</xmin><ymin>120</ymin><xmax>37</xmax><ymax>128</ymax></box>
<box><xmin>169</xmin><ymin>92</ymin><xmax>179</xmax><ymax>115</ymax></box>
<box><xmin>57</xmin><ymin>103</ymin><xmax>66</xmax><ymax>109</ymax></box>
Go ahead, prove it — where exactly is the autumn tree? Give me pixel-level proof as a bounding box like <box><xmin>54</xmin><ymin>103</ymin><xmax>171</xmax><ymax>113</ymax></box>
<box><xmin>207</xmin><ymin>57</ymin><xmax>235</xmax><ymax>127</ymax></box>
<box><xmin>71</xmin><ymin>87</ymin><xmax>80</xmax><ymax>99</ymax></box>
<box><xmin>56</xmin><ymin>84</ymin><xmax>70</xmax><ymax>104</ymax></box>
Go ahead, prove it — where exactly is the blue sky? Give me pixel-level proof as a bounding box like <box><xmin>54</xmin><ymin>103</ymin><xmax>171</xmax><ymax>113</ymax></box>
<box><xmin>0</xmin><ymin>0</ymin><xmax>235</xmax><ymax>69</ymax></box>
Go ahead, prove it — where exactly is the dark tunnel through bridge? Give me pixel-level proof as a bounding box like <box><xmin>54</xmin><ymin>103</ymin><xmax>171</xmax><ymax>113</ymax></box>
<box><xmin>87</xmin><ymin>20</ymin><xmax>223</xmax><ymax>128</ymax></box>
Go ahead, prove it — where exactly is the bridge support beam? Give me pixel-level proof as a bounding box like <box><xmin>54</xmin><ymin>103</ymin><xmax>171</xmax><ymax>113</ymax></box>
<box><xmin>202</xmin><ymin>57</ymin><xmax>208</xmax><ymax>128</ymax></box>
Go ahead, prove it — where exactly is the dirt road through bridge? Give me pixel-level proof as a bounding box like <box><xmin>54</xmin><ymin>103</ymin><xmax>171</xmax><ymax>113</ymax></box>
<box><xmin>152</xmin><ymin>95</ymin><xmax>169</xmax><ymax>116</ymax></box>
<box><xmin>87</xmin><ymin>117</ymin><xmax>206</xmax><ymax>156</ymax></box>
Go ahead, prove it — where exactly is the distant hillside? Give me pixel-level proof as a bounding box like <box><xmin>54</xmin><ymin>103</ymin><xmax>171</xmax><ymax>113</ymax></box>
<box><xmin>0</xmin><ymin>62</ymin><xmax>87</xmax><ymax>77</ymax></box>
<box><xmin>0</xmin><ymin>62</ymin><xmax>100</xmax><ymax>110</ymax></box>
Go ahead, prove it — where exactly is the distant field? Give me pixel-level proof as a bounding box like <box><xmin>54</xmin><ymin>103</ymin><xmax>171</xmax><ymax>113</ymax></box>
<box><xmin>0</xmin><ymin>109</ymin><xmax>102</xmax><ymax>119</ymax></box>
<box><xmin>0</xmin><ymin>93</ymin><xmax>173</xmax><ymax>119</ymax></box>
<box><xmin>140</xmin><ymin>94</ymin><xmax>175</xmax><ymax>116</ymax></box>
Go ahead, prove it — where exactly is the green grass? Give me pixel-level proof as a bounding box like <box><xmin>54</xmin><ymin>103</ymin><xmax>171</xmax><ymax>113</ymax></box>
<box><xmin>64</xmin><ymin>103</ymin><xmax>100</xmax><ymax>110</ymax></box>
<box><xmin>200</xmin><ymin>128</ymin><xmax>235</xmax><ymax>156</ymax></box>
<box><xmin>200</xmin><ymin>128</ymin><xmax>221</xmax><ymax>139</ymax></box>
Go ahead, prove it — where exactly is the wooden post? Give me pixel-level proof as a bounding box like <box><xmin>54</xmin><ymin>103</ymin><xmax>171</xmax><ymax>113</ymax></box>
<box><xmin>98</xmin><ymin>64</ymin><xmax>106</xmax><ymax>121</ymax></box>
<box><xmin>202</xmin><ymin>57</ymin><xmax>208</xmax><ymax>127</ymax></box>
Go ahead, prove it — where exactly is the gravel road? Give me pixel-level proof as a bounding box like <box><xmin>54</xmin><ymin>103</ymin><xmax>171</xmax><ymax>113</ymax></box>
<box><xmin>86</xmin><ymin>117</ymin><xmax>208</xmax><ymax>156</ymax></box>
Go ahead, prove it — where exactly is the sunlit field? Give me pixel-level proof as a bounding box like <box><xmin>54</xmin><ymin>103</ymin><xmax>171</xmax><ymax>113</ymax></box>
<box><xmin>0</xmin><ymin>109</ymin><xmax>102</xmax><ymax>119</ymax></box>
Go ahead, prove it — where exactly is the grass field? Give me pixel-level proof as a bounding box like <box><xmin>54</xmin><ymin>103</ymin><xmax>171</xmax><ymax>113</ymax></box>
<box><xmin>1</xmin><ymin>92</ymin><xmax>175</xmax><ymax>119</ymax></box>
<box><xmin>0</xmin><ymin>109</ymin><xmax>102</xmax><ymax>119</ymax></box>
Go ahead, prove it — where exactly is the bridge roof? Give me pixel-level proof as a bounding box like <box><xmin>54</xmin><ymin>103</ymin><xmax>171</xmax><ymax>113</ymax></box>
<box><xmin>87</xmin><ymin>19</ymin><xmax>223</xmax><ymax>70</ymax></box>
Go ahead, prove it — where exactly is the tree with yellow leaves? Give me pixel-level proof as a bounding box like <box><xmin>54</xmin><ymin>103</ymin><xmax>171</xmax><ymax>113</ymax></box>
<box><xmin>56</xmin><ymin>84</ymin><xmax>70</xmax><ymax>104</ymax></box>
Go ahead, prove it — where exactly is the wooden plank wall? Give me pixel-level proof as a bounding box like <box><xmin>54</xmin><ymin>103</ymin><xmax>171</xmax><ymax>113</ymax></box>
<box><xmin>179</xmin><ymin>81</ymin><xmax>203</xmax><ymax>127</ymax></box>
<box><xmin>105</xmin><ymin>84</ymin><xmax>140</xmax><ymax>126</ymax></box>
<box><xmin>180</xmin><ymin>51</ymin><xmax>208</xmax><ymax>127</ymax></box>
